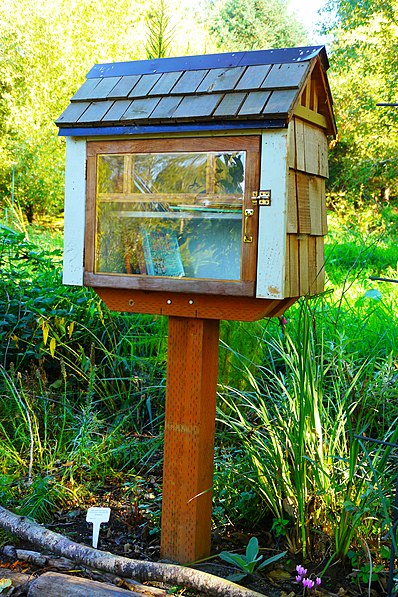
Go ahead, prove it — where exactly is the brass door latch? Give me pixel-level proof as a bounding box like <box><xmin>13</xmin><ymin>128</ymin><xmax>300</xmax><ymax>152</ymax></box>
<box><xmin>243</xmin><ymin>208</ymin><xmax>254</xmax><ymax>243</ymax></box>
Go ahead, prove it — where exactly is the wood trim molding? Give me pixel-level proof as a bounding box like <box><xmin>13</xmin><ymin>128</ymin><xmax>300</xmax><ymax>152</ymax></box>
<box><xmin>294</xmin><ymin>104</ymin><xmax>328</xmax><ymax>129</ymax></box>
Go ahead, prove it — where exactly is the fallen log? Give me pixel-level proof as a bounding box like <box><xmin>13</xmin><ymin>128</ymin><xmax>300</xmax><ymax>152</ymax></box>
<box><xmin>27</xmin><ymin>571</ymin><xmax>144</xmax><ymax>596</ymax></box>
<box><xmin>2</xmin><ymin>546</ymin><xmax>166</xmax><ymax>596</ymax></box>
<box><xmin>0</xmin><ymin>506</ymin><xmax>265</xmax><ymax>597</ymax></box>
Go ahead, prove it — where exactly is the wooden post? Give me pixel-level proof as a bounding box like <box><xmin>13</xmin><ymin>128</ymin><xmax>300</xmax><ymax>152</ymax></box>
<box><xmin>160</xmin><ymin>316</ymin><xmax>220</xmax><ymax>564</ymax></box>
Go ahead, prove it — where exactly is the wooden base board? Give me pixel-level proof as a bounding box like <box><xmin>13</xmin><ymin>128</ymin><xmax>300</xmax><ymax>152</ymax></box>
<box><xmin>94</xmin><ymin>288</ymin><xmax>297</xmax><ymax>321</ymax></box>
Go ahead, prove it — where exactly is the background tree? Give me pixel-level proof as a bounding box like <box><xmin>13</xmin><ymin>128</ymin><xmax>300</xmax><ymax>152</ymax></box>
<box><xmin>145</xmin><ymin>0</ymin><xmax>175</xmax><ymax>59</ymax></box>
<box><xmin>323</xmin><ymin>0</ymin><xmax>398</xmax><ymax>208</ymax></box>
<box><xmin>204</xmin><ymin>0</ymin><xmax>307</xmax><ymax>52</ymax></box>
<box><xmin>0</xmin><ymin>0</ymin><xmax>206</xmax><ymax>221</ymax></box>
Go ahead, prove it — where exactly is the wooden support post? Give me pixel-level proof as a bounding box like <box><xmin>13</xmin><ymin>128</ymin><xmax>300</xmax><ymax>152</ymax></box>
<box><xmin>160</xmin><ymin>316</ymin><xmax>220</xmax><ymax>564</ymax></box>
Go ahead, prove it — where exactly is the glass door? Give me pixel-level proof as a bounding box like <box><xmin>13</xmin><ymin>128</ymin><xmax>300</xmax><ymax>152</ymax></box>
<box><xmin>85</xmin><ymin>137</ymin><xmax>260</xmax><ymax>297</ymax></box>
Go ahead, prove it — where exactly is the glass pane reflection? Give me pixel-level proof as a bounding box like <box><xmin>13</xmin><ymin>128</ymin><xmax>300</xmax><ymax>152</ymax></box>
<box><xmin>95</xmin><ymin>151</ymin><xmax>245</xmax><ymax>280</ymax></box>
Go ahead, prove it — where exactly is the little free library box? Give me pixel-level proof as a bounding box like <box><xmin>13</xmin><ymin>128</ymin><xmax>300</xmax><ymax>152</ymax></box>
<box><xmin>57</xmin><ymin>45</ymin><xmax>336</xmax><ymax>563</ymax></box>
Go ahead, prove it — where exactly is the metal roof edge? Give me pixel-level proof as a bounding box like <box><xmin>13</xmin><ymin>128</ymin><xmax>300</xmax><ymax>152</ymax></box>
<box><xmin>86</xmin><ymin>46</ymin><xmax>327</xmax><ymax>79</ymax></box>
<box><xmin>57</xmin><ymin>119</ymin><xmax>288</xmax><ymax>137</ymax></box>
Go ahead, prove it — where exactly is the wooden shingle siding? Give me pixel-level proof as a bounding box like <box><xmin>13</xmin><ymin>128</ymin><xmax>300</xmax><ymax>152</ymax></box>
<box><xmin>213</xmin><ymin>92</ymin><xmax>247</xmax><ymax>117</ymax></box>
<box><xmin>150</xmin><ymin>95</ymin><xmax>184</xmax><ymax>119</ymax></box>
<box><xmin>173</xmin><ymin>94</ymin><xmax>223</xmax><ymax>119</ymax></box>
<box><xmin>77</xmin><ymin>101</ymin><xmax>114</xmax><ymax>123</ymax></box>
<box><xmin>121</xmin><ymin>97</ymin><xmax>161</xmax><ymax>120</ymax></box>
<box><xmin>150</xmin><ymin>71</ymin><xmax>183</xmax><ymax>95</ymax></box>
<box><xmin>235</xmin><ymin>65</ymin><xmax>272</xmax><ymax>90</ymax></box>
<box><xmin>261</xmin><ymin>62</ymin><xmax>309</xmax><ymax>90</ymax></box>
<box><xmin>71</xmin><ymin>78</ymin><xmax>101</xmax><ymax>101</ymax></box>
<box><xmin>101</xmin><ymin>100</ymin><xmax>132</xmax><ymax>122</ymax></box>
<box><xmin>128</xmin><ymin>73</ymin><xmax>162</xmax><ymax>97</ymax></box>
<box><xmin>239</xmin><ymin>91</ymin><xmax>271</xmax><ymax>116</ymax></box>
<box><xmin>106</xmin><ymin>75</ymin><xmax>142</xmax><ymax>98</ymax></box>
<box><xmin>57</xmin><ymin>101</ymin><xmax>91</xmax><ymax>124</ymax></box>
<box><xmin>296</xmin><ymin>172</ymin><xmax>312</xmax><ymax>234</ymax></box>
<box><xmin>263</xmin><ymin>89</ymin><xmax>298</xmax><ymax>115</ymax></box>
<box><xmin>287</xmin><ymin>170</ymin><xmax>298</xmax><ymax>233</ymax></box>
<box><xmin>170</xmin><ymin>70</ymin><xmax>209</xmax><ymax>94</ymax></box>
<box><xmin>293</xmin><ymin>118</ymin><xmax>329</xmax><ymax>177</ymax></box>
<box><xmin>88</xmin><ymin>77</ymin><xmax>121</xmax><ymax>99</ymax></box>
<box><xmin>196</xmin><ymin>67</ymin><xmax>245</xmax><ymax>92</ymax></box>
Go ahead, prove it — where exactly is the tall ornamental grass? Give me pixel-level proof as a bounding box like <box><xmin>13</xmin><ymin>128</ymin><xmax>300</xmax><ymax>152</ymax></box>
<box><xmin>218</xmin><ymin>300</ymin><xmax>398</xmax><ymax>559</ymax></box>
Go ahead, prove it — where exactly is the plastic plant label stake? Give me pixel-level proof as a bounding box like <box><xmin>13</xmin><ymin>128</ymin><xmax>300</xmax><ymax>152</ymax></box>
<box><xmin>86</xmin><ymin>507</ymin><xmax>111</xmax><ymax>548</ymax></box>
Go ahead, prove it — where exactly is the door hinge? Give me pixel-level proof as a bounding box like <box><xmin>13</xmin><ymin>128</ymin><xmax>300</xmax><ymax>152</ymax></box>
<box><xmin>252</xmin><ymin>190</ymin><xmax>271</xmax><ymax>206</ymax></box>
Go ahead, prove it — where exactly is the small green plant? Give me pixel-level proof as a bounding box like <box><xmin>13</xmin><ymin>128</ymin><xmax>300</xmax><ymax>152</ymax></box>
<box><xmin>218</xmin><ymin>537</ymin><xmax>286</xmax><ymax>581</ymax></box>
<box><xmin>271</xmin><ymin>517</ymin><xmax>290</xmax><ymax>538</ymax></box>
<box><xmin>347</xmin><ymin>550</ymin><xmax>384</xmax><ymax>585</ymax></box>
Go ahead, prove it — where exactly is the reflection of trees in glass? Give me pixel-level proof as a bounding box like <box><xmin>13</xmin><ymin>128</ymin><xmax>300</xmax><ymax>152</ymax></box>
<box><xmin>97</xmin><ymin>156</ymin><xmax>124</xmax><ymax>193</ymax></box>
<box><xmin>214</xmin><ymin>153</ymin><xmax>244</xmax><ymax>194</ymax></box>
<box><xmin>130</xmin><ymin>152</ymin><xmax>245</xmax><ymax>197</ymax></box>
<box><xmin>180</xmin><ymin>217</ymin><xmax>241</xmax><ymax>280</ymax></box>
<box><xmin>95</xmin><ymin>150</ymin><xmax>245</xmax><ymax>279</ymax></box>
<box><xmin>96</xmin><ymin>202</ymin><xmax>144</xmax><ymax>274</ymax></box>
<box><xmin>132</xmin><ymin>153</ymin><xmax>207</xmax><ymax>194</ymax></box>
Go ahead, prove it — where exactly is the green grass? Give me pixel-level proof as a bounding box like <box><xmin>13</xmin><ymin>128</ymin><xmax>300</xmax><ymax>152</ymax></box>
<box><xmin>1</xmin><ymin>207</ymin><xmax>398</xmax><ymax>574</ymax></box>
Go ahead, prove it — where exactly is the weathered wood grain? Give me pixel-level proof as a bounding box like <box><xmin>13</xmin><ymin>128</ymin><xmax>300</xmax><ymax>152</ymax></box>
<box><xmin>77</xmin><ymin>101</ymin><xmax>114</xmax><ymax>123</ymax></box>
<box><xmin>121</xmin><ymin>97</ymin><xmax>161</xmax><ymax>120</ymax></box>
<box><xmin>150</xmin><ymin>71</ymin><xmax>183</xmax><ymax>95</ymax></box>
<box><xmin>149</xmin><ymin>95</ymin><xmax>183</xmax><ymax>119</ymax></box>
<box><xmin>196</xmin><ymin>66</ymin><xmax>245</xmax><ymax>92</ymax></box>
<box><xmin>71</xmin><ymin>78</ymin><xmax>101</xmax><ymax>101</ymax></box>
<box><xmin>170</xmin><ymin>70</ymin><xmax>208</xmax><ymax>94</ymax></box>
<box><xmin>213</xmin><ymin>92</ymin><xmax>247</xmax><ymax>117</ymax></box>
<box><xmin>287</xmin><ymin>169</ymin><xmax>298</xmax><ymax>233</ymax></box>
<box><xmin>235</xmin><ymin>64</ymin><xmax>271</xmax><ymax>90</ymax></box>
<box><xmin>173</xmin><ymin>94</ymin><xmax>223</xmax><ymax>119</ymax></box>
<box><xmin>263</xmin><ymin>89</ymin><xmax>297</xmax><ymax>115</ymax></box>
<box><xmin>296</xmin><ymin>172</ymin><xmax>311</xmax><ymax>234</ymax></box>
<box><xmin>89</xmin><ymin>77</ymin><xmax>121</xmax><ymax>99</ymax></box>
<box><xmin>128</xmin><ymin>73</ymin><xmax>161</xmax><ymax>97</ymax></box>
<box><xmin>107</xmin><ymin>75</ymin><xmax>141</xmax><ymax>98</ymax></box>
<box><xmin>261</xmin><ymin>62</ymin><xmax>309</xmax><ymax>89</ymax></box>
<box><xmin>101</xmin><ymin>100</ymin><xmax>132</xmax><ymax>122</ymax></box>
<box><xmin>27</xmin><ymin>572</ymin><xmax>147</xmax><ymax>596</ymax></box>
<box><xmin>56</xmin><ymin>101</ymin><xmax>91</xmax><ymax>124</ymax></box>
<box><xmin>238</xmin><ymin>91</ymin><xmax>271</xmax><ymax>116</ymax></box>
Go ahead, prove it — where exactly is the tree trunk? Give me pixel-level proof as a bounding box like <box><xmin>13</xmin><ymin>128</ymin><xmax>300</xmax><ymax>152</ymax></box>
<box><xmin>0</xmin><ymin>506</ymin><xmax>264</xmax><ymax>597</ymax></box>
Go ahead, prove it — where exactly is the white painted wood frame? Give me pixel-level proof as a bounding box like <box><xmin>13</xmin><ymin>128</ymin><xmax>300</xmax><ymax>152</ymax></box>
<box><xmin>63</xmin><ymin>137</ymin><xmax>86</xmax><ymax>285</ymax></box>
<box><xmin>256</xmin><ymin>129</ymin><xmax>289</xmax><ymax>299</ymax></box>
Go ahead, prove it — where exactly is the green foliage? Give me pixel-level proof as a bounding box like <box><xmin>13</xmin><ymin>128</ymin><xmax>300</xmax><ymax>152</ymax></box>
<box><xmin>205</xmin><ymin>0</ymin><xmax>307</xmax><ymax>51</ymax></box>
<box><xmin>0</xmin><ymin>0</ymin><xmax>208</xmax><ymax>221</ymax></box>
<box><xmin>2</xmin><ymin>212</ymin><xmax>398</xmax><ymax>571</ymax></box>
<box><xmin>219</xmin><ymin>537</ymin><xmax>286</xmax><ymax>581</ymax></box>
<box><xmin>145</xmin><ymin>0</ymin><xmax>175</xmax><ymax>59</ymax></box>
<box><xmin>217</xmin><ymin>296</ymin><xmax>398</xmax><ymax>559</ymax></box>
<box><xmin>323</xmin><ymin>0</ymin><xmax>398</xmax><ymax>205</ymax></box>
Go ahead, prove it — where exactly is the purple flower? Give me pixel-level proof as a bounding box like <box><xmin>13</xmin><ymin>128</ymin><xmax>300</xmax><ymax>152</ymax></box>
<box><xmin>316</xmin><ymin>577</ymin><xmax>321</xmax><ymax>586</ymax></box>
<box><xmin>295</xmin><ymin>575</ymin><xmax>302</xmax><ymax>582</ymax></box>
<box><xmin>296</xmin><ymin>565</ymin><xmax>308</xmax><ymax>576</ymax></box>
<box><xmin>303</xmin><ymin>578</ymin><xmax>315</xmax><ymax>589</ymax></box>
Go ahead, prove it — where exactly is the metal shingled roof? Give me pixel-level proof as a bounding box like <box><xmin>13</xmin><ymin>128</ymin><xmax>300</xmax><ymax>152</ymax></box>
<box><xmin>56</xmin><ymin>46</ymin><xmax>331</xmax><ymax>136</ymax></box>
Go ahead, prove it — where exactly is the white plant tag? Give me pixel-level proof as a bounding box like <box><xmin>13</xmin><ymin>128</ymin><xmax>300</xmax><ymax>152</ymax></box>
<box><xmin>86</xmin><ymin>507</ymin><xmax>111</xmax><ymax>548</ymax></box>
